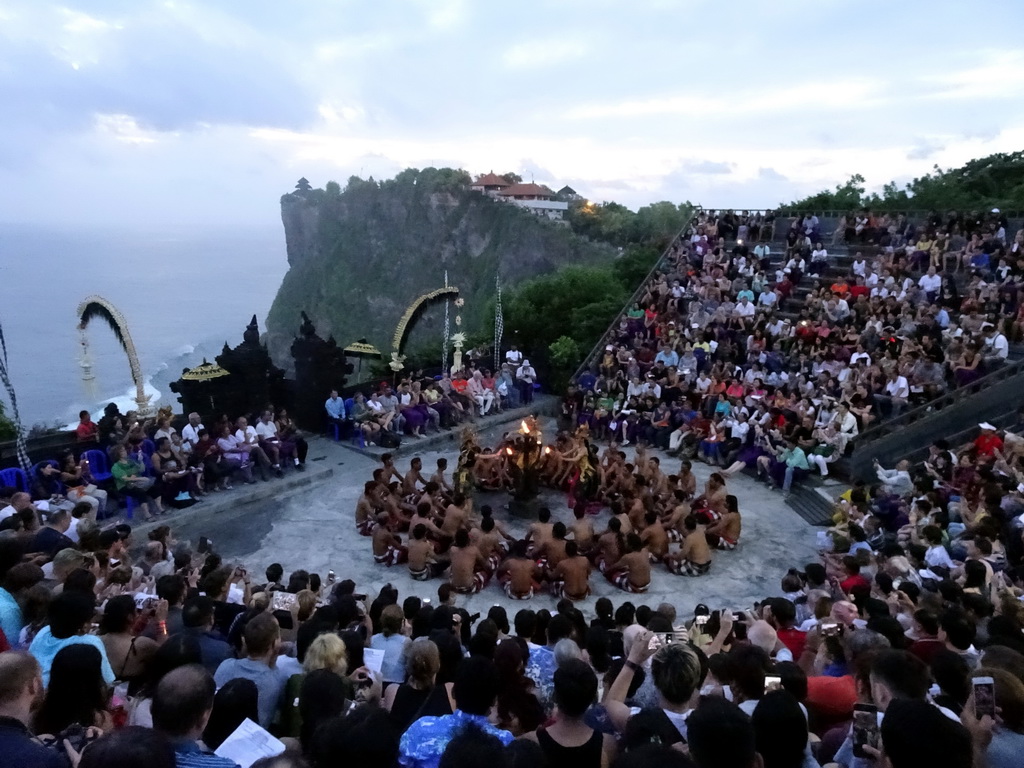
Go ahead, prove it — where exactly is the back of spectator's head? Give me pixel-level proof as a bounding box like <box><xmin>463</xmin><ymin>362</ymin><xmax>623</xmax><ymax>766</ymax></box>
<box><xmin>979</xmin><ymin>645</ymin><xmax>1024</xmax><ymax>683</ymax></box>
<box><xmin>931</xmin><ymin>649</ymin><xmax>971</xmax><ymax>709</ymax></box>
<box><xmin>745</xmin><ymin>620</ymin><xmax>778</xmax><ymax>657</ymax></box>
<box><xmin>870</xmin><ymin>650</ymin><xmax>930</xmax><ymax>710</ymax></box>
<box><xmin>303</xmin><ymin>632</ymin><xmax>348</xmax><ymax>676</ymax></box>
<box><xmin>183</xmin><ymin>596</ymin><xmax>215</xmax><ymax>630</ymax></box>
<box><xmin>0</xmin><ymin>651</ymin><xmax>42</xmax><ymax>706</ymax></box>
<box><xmin>152</xmin><ymin>665</ymin><xmax>216</xmax><ymax>738</ymax></box>
<box><xmin>880</xmin><ymin>698</ymin><xmax>972</xmax><ymax>768</ymax></box>
<box><xmin>298</xmin><ymin>669</ymin><xmax>349</xmax><ymax>750</ymax></box>
<box><xmin>686</xmin><ymin>696</ymin><xmax>757</xmax><ymax>768</ymax></box>
<box><xmin>547</xmin><ymin>613</ymin><xmax>574</xmax><ymax>645</ymax></box>
<box><xmin>453</xmin><ymin>657</ymin><xmax>500</xmax><ymax>716</ymax></box>
<box><xmin>242</xmin><ymin>612</ymin><xmax>280</xmax><ymax>657</ymax></box>
<box><xmin>730</xmin><ymin>644</ymin><xmax>771</xmax><ymax>702</ymax></box>
<box><xmin>487</xmin><ymin>605</ymin><xmax>509</xmax><ymax>635</ymax></box>
<box><xmin>651</xmin><ymin>642</ymin><xmax>702</xmax><ymax>706</ymax></box>
<box><xmin>752</xmin><ymin>690</ymin><xmax>807</xmax><ymax>768</ymax></box>
<box><xmin>78</xmin><ymin>726</ymin><xmax>176</xmax><ymax>768</ymax></box>
<box><xmin>311</xmin><ymin>707</ymin><xmax>399</xmax><ymax>768</ymax></box>
<box><xmin>513</xmin><ymin>609</ymin><xmax>536</xmax><ymax>639</ymax></box>
<box><xmin>48</xmin><ymin>590</ymin><xmax>95</xmax><ymax>639</ymax></box>
<box><xmin>438</xmin><ymin>723</ymin><xmax>511</xmax><ymax>768</ymax></box>
<box><xmin>202</xmin><ymin>678</ymin><xmax>258</xmax><ymax>751</ymax></box>
<box><xmin>265</xmin><ymin>562</ymin><xmax>283</xmax><ymax>583</ymax></box>
<box><xmin>844</xmin><ymin>628</ymin><xmax>891</xmax><ymax>663</ymax></box>
<box><xmin>406</xmin><ymin>638</ymin><xmax>440</xmax><ymax>687</ymax></box>
<box><xmin>939</xmin><ymin>607</ymin><xmax>976</xmax><ymax>651</ymax></box>
<box><xmin>614</xmin><ymin>602</ymin><xmax>636</xmax><ymax>627</ymax></box>
<box><xmin>554</xmin><ymin>637</ymin><xmax>582</xmax><ymax>667</ymax></box>
<box><xmin>552</xmin><ymin>658</ymin><xmax>597</xmax><ymax>717</ymax></box>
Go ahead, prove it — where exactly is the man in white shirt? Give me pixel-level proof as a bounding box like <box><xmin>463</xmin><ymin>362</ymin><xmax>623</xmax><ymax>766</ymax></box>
<box><xmin>181</xmin><ymin>412</ymin><xmax>205</xmax><ymax>451</ymax></box>
<box><xmin>917</xmin><ymin>266</ymin><xmax>942</xmax><ymax>303</ymax></box>
<box><xmin>982</xmin><ymin>323</ymin><xmax>1009</xmax><ymax>367</ymax></box>
<box><xmin>0</xmin><ymin>492</ymin><xmax>34</xmax><ymax>523</ymax></box>
<box><xmin>732</xmin><ymin>295</ymin><xmax>756</xmax><ymax>328</ymax></box>
<box><xmin>874</xmin><ymin>459</ymin><xmax>913</xmax><ymax>495</ymax></box>
<box><xmin>877</xmin><ymin>370</ymin><xmax>910</xmax><ymax>416</ymax></box>
<box><xmin>516</xmin><ymin>360</ymin><xmax>536</xmax><ymax>405</ymax></box>
<box><xmin>235</xmin><ymin>417</ymin><xmax>277</xmax><ymax>478</ymax></box>
<box><xmin>505</xmin><ymin>345</ymin><xmax>524</xmax><ymax>367</ymax></box>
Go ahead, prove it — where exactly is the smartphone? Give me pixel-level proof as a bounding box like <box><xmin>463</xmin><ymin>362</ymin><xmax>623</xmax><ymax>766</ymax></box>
<box><xmin>695</xmin><ymin>615</ymin><xmax>709</xmax><ymax>628</ymax></box>
<box><xmin>327</xmin><ymin>570</ymin><xmax>336</xmax><ymax>584</ymax></box>
<box><xmin>198</xmin><ymin>536</ymin><xmax>212</xmax><ymax>554</ymax></box>
<box><xmin>764</xmin><ymin>674</ymin><xmax>781</xmax><ymax>692</ymax></box>
<box><xmin>821</xmin><ymin>621</ymin><xmax>840</xmax><ymax>637</ymax></box>
<box><xmin>852</xmin><ymin>703</ymin><xmax>880</xmax><ymax>758</ymax></box>
<box><xmin>973</xmin><ymin>676</ymin><xmax>996</xmax><ymax>719</ymax></box>
<box><xmin>423</xmin><ymin>598</ymin><xmax>431</xmax><ymax>604</ymax></box>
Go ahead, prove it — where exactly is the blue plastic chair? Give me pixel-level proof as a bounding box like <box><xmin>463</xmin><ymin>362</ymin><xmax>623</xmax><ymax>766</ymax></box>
<box><xmin>140</xmin><ymin>439</ymin><xmax>156</xmax><ymax>457</ymax></box>
<box><xmin>0</xmin><ymin>467</ymin><xmax>28</xmax><ymax>492</ymax></box>
<box><xmin>81</xmin><ymin>449</ymin><xmax>113</xmax><ymax>483</ymax></box>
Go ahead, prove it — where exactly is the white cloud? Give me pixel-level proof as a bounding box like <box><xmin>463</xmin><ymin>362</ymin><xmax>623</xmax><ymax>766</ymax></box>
<box><xmin>503</xmin><ymin>39</ymin><xmax>589</xmax><ymax>69</ymax></box>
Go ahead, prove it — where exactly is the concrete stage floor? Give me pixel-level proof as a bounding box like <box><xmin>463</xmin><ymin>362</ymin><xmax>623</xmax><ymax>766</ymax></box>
<box><xmin>170</xmin><ymin>416</ymin><xmax>822</xmax><ymax>618</ymax></box>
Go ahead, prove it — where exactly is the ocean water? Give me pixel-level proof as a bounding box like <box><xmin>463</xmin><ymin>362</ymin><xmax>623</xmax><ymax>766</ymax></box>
<box><xmin>0</xmin><ymin>224</ymin><xmax>287</xmax><ymax>427</ymax></box>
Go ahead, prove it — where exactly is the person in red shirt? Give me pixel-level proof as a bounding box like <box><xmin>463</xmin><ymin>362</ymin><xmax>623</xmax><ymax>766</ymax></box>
<box><xmin>75</xmin><ymin>410</ymin><xmax>98</xmax><ymax>443</ymax></box>
<box><xmin>837</xmin><ymin>556</ymin><xmax>870</xmax><ymax>593</ymax></box>
<box><xmin>765</xmin><ymin>597</ymin><xmax>806</xmax><ymax>658</ymax></box>
<box><xmin>973</xmin><ymin>423</ymin><xmax>1003</xmax><ymax>460</ymax></box>
<box><xmin>848</xmin><ymin>276</ymin><xmax>870</xmax><ymax>300</ymax></box>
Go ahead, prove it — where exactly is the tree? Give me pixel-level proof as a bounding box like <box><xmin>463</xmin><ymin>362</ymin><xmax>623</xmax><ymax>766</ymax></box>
<box><xmin>502</xmin><ymin>172</ymin><xmax>523</xmax><ymax>184</ymax></box>
<box><xmin>324</xmin><ymin>180</ymin><xmax>341</xmax><ymax>197</ymax></box>
<box><xmin>295</xmin><ymin>177</ymin><xmax>312</xmax><ymax>193</ymax></box>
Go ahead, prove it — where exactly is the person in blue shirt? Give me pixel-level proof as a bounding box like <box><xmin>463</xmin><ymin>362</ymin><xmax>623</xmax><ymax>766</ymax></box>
<box><xmin>28</xmin><ymin>592</ymin><xmax>115</xmax><ymax>688</ymax></box>
<box><xmin>325</xmin><ymin>389</ymin><xmax>347</xmax><ymax>425</ymax></box>
<box><xmin>654</xmin><ymin>345</ymin><xmax>679</xmax><ymax>368</ymax></box>
<box><xmin>576</xmin><ymin>369</ymin><xmax>597</xmax><ymax>393</ymax></box>
<box><xmin>399</xmin><ymin>657</ymin><xmax>513</xmax><ymax>768</ymax></box>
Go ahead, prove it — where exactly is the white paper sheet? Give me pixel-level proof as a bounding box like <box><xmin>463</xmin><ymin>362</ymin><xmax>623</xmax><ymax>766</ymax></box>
<box><xmin>362</xmin><ymin>647</ymin><xmax>385</xmax><ymax>676</ymax></box>
<box><xmin>214</xmin><ymin>717</ymin><xmax>285</xmax><ymax>768</ymax></box>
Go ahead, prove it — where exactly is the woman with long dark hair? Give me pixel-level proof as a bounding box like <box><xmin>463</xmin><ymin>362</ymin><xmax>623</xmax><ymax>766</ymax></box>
<box><xmin>33</xmin><ymin>644</ymin><xmax>113</xmax><ymax>736</ymax></box>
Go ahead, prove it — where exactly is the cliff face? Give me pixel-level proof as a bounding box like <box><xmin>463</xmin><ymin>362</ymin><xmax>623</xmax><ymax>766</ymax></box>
<box><xmin>266</xmin><ymin>169</ymin><xmax>616</xmax><ymax>370</ymax></box>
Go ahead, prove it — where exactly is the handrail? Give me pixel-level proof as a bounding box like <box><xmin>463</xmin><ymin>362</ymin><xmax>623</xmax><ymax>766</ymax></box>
<box><xmin>692</xmin><ymin>208</ymin><xmax>1024</xmax><ymax>219</ymax></box>
<box><xmin>849</xmin><ymin>356</ymin><xmax>1024</xmax><ymax>446</ymax></box>
<box><xmin>570</xmin><ymin>205</ymin><xmax>700</xmax><ymax>381</ymax></box>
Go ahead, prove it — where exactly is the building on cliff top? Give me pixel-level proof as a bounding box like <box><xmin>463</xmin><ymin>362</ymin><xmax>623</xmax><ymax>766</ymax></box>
<box><xmin>470</xmin><ymin>172</ymin><xmax>512</xmax><ymax>195</ymax></box>
<box><xmin>496</xmin><ymin>182</ymin><xmax>568</xmax><ymax>221</ymax></box>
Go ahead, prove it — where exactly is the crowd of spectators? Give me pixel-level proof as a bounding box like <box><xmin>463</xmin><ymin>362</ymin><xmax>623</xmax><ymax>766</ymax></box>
<box><xmin>326</xmin><ymin>348</ymin><xmax>538</xmax><ymax>446</ymax></box>
<box><xmin>3</xmin><ymin>426</ymin><xmax>1024</xmax><ymax>768</ymax></box>
<box><xmin>564</xmin><ymin>208</ymin><xmax>1020</xmax><ymax>493</ymax></box>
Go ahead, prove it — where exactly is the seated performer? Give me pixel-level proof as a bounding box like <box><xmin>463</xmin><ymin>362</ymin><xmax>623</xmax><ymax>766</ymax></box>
<box><xmin>372</xmin><ymin>512</ymin><xmax>408</xmax><ymax>566</ymax></box>
<box><xmin>604</xmin><ymin>533</ymin><xmax>651</xmax><ymax>593</ymax></box>
<box><xmin>498</xmin><ymin>540</ymin><xmax>541</xmax><ymax>600</ymax></box>
<box><xmin>550</xmin><ymin>541</ymin><xmax>592</xmax><ymax>601</ymax></box>
<box><xmin>705</xmin><ymin>494</ymin><xmax>742</xmax><ymax>550</ymax></box>
<box><xmin>447</xmin><ymin>528</ymin><xmax>490</xmax><ymax>594</ymax></box>
<box><xmin>665</xmin><ymin>514</ymin><xmax>713</xmax><ymax>576</ymax></box>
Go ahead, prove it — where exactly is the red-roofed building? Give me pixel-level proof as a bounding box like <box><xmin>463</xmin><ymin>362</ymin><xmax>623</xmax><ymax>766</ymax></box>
<box><xmin>470</xmin><ymin>172</ymin><xmax>512</xmax><ymax>195</ymax></box>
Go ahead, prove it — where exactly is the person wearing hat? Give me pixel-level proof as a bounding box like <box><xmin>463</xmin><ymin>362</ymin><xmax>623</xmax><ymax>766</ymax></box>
<box><xmin>974</xmin><ymin>423</ymin><xmax>1003</xmax><ymax>460</ymax></box>
<box><xmin>516</xmin><ymin>359</ymin><xmax>536</xmax><ymax>405</ymax></box>
<box><xmin>982</xmin><ymin>322</ymin><xmax>1008</xmax><ymax>368</ymax></box>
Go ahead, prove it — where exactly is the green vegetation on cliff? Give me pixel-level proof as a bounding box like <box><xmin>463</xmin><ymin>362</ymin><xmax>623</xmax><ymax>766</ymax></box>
<box><xmin>266</xmin><ymin>168</ymin><xmax>618</xmax><ymax>370</ymax></box>
<box><xmin>783</xmin><ymin>151</ymin><xmax>1024</xmax><ymax>212</ymax></box>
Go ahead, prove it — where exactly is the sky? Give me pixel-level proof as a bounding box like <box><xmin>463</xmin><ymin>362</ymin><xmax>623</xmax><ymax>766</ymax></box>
<box><xmin>2</xmin><ymin>0</ymin><xmax>1023</xmax><ymax>231</ymax></box>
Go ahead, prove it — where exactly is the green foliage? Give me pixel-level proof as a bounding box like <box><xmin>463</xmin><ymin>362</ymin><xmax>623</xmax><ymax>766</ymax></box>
<box><xmin>0</xmin><ymin>400</ymin><xmax>16</xmax><ymax>441</ymax></box>
<box><xmin>566</xmin><ymin>199</ymin><xmax>692</xmax><ymax>248</ymax></box>
<box><xmin>548</xmin><ymin>336</ymin><xmax>581</xmax><ymax>391</ymax></box>
<box><xmin>502</xmin><ymin>172</ymin><xmax>523</xmax><ymax>184</ymax></box>
<box><xmin>324</xmin><ymin>180</ymin><xmax>341</xmax><ymax>197</ymax></box>
<box><xmin>783</xmin><ymin>152</ymin><xmax>1024</xmax><ymax>212</ymax></box>
<box><xmin>612</xmin><ymin>245</ymin><xmax>662</xmax><ymax>291</ymax></box>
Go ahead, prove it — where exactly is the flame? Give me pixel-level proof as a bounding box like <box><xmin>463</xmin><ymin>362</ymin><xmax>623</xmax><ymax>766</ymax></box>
<box><xmin>506</xmin><ymin>447</ymin><xmax>514</xmax><ymax>456</ymax></box>
<box><xmin>520</xmin><ymin>419</ymin><xmax>530</xmax><ymax>434</ymax></box>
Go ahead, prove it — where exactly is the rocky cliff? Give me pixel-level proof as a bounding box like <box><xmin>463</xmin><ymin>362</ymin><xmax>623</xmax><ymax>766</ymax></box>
<box><xmin>266</xmin><ymin>168</ymin><xmax>616</xmax><ymax>370</ymax></box>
